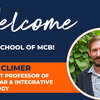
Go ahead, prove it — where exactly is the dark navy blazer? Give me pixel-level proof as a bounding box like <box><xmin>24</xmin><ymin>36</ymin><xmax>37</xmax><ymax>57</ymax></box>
<box><xmin>76</xmin><ymin>68</ymin><xmax>94</xmax><ymax>96</ymax></box>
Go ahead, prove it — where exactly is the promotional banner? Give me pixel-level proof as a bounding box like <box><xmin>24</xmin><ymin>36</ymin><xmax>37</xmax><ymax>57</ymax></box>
<box><xmin>0</xmin><ymin>0</ymin><xmax>100</xmax><ymax>100</ymax></box>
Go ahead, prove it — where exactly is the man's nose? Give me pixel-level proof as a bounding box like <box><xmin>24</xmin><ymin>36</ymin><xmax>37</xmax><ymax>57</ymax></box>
<box><xmin>97</xmin><ymin>50</ymin><xmax>100</xmax><ymax>57</ymax></box>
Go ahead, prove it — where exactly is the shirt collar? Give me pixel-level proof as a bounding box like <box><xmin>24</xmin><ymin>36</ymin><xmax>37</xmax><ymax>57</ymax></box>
<box><xmin>88</xmin><ymin>65</ymin><xmax>100</xmax><ymax>77</ymax></box>
<box><xmin>87</xmin><ymin>65</ymin><xmax>96</xmax><ymax>74</ymax></box>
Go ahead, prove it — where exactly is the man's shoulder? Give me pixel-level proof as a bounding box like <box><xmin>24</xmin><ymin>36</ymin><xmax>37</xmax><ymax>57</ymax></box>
<box><xmin>78</xmin><ymin>67</ymin><xmax>91</xmax><ymax>77</ymax></box>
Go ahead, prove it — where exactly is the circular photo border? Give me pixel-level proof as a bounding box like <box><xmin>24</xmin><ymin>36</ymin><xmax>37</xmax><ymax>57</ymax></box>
<box><xmin>67</xmin><ymin>28</ymin><xmax>100</xmax><ymax>100</ymax></box>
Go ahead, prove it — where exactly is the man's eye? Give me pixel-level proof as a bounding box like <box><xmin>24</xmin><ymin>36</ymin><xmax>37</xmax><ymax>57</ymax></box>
<box><xmin>92</xmin><ymin>49</ymin><xmax>97</xmax><ymax>52</ymax></box>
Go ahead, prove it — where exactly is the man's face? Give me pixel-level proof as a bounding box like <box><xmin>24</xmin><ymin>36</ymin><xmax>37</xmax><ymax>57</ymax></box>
<box><xmin>89</xmin><ymin>41</ymin><xmax>100</xmax><ymax>67</ymax></box>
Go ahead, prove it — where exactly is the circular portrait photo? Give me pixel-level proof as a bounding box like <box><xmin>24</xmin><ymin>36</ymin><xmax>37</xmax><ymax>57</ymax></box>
<box><xmin>67</xmin><ymin>28</ymin><xmax>100</xmax><ymax>100</ymax></box>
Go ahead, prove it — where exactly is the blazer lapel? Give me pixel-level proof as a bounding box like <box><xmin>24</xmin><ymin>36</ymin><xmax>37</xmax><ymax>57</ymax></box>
<box><xmin>84</xmin><ymin>72</ymin><xmax>94</xmax><ymax>96</ymax></box>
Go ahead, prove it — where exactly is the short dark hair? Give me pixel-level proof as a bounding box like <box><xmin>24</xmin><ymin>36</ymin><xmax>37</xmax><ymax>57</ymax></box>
<box><xmin>89</xmin><ymin>36</ymin><xmax>100</xmax><ymax>50</ymax></box>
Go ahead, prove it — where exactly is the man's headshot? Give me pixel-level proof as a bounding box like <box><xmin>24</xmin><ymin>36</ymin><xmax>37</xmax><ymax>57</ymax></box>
<box><xmin>76</xmin><ymin>36</ymin><xmax>100</xmax><ymax>98</ymax></box>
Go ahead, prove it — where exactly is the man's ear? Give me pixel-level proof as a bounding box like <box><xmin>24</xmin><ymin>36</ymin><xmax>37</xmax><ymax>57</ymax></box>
<box><xmin>88</xmin><ymin>50</ymin><xmax>91</xmax><ymax>57</ymax></box>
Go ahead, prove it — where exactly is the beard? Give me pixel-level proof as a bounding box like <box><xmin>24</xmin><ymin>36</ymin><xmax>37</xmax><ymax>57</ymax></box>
<box><xmin>93</xmin><ymin>57</ymin><xmax>100</xmax><ymax>67</ymax></box>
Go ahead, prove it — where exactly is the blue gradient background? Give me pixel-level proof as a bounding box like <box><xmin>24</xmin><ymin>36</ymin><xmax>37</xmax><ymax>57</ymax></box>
<box><xmin>0</xmin><ymin>0</ymin><xmax>99</xmax><ymax>99</ymax></box>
